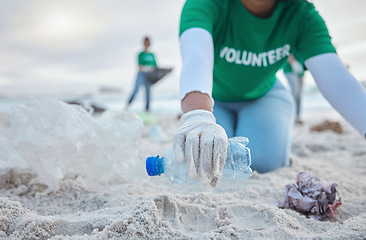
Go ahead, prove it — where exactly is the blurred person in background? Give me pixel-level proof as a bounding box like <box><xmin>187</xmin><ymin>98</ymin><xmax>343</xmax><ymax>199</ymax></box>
<box><xmin>125</xmin><ymin>36</ymin><xmax>157</xmax><ymax>112</ymax></box>
<box><xmin>283</xmin><ymin>54</ymin><xmax>306</xmax><ymax>124</ymax></box>
<box><xmin>173</xmin><ymin>0</ymin><xmax>366</xmax><ymax>187</ymax></box>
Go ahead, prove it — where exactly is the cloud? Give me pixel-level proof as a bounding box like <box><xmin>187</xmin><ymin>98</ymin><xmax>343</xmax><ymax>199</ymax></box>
<box><xmin>0</xmin><ymin>0</ymin><xmax>183</xmax><ymax>96</ymax></box>
<box><xmin>1</xmin><ymin>0</ymin><xmax>365</xmax><ymax>96</ymax></box>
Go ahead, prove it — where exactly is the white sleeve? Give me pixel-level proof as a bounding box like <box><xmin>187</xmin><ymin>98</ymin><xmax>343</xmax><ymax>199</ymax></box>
<box><xmin>179</xmin><ymin>28</ymin><xmax>214</xmax><ymax>105</ymax></box>
<box><xmin>305</xmin><ymin>53</ymin><xmax>366</xmax><ymax>136</ymax></box>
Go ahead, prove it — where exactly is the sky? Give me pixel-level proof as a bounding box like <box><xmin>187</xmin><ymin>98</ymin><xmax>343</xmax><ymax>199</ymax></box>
<box><xmin>0</xmin><ymin>0</ymin><xmax>365</xmax><ymax>97</ymax></box>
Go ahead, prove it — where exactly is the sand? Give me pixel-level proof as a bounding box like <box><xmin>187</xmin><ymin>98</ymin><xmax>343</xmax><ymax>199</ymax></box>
<box><xmin>1</xmin><ymin>110</ymin><xmax>366</xmax><ymax>240</ymax></box>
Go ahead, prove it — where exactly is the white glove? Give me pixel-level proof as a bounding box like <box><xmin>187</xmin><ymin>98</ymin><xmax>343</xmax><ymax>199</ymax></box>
<box><xmin>173</xmin><ymin>109</ymin><xmax>228</xmax><ymax>187</ymax></box>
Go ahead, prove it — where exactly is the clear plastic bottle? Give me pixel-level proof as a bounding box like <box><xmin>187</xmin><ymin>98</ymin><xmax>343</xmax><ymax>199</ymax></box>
<box><xmin>146</xmin><ymin>136</ymin><xmax>252</xmax><ymax>184</ymax></box>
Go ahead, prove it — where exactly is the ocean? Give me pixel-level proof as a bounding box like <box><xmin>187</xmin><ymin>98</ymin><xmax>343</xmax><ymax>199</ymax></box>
<box><xmin>0</xmin><ymin>82</ymin><xmax>334</xmax><ymax>117</ymax></box>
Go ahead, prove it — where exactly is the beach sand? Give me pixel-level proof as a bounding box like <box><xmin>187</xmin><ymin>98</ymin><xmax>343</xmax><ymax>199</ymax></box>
<box><xmin>1</xmin><ymin>110</ymin><xmax>366</xmax><ymax>239</ymax></box>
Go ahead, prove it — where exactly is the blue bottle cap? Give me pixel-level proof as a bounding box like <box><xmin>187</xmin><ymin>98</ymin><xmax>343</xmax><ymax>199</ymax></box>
<box><xmin>146</xmin><ymin>156</ymin><xmax>164</xmax><ymax>176</ymax></box>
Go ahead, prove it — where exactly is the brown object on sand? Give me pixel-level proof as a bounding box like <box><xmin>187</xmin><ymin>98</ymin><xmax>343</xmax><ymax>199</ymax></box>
<box><xmin>279</xmin><ymin>172</ymin><xmax>342</xmax><ymax>220</ymax></box>
<box><xmin>310</xmin><ymin>120</ymin><xmax>343</xmax><ymax>134</ymax></box>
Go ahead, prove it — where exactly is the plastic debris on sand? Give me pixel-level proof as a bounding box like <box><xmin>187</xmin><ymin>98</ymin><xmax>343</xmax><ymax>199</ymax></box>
<box><xmin>1</xmin><ymin>99</ymin><xmax>143</xmax><ymax>191</ymax></box>
<box><xmin>279</xmin><ymin>172</ymin><xmax>342</xmax><ymax>220</ymax></box>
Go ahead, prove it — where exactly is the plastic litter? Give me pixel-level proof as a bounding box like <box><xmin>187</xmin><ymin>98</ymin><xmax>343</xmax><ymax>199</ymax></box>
<box><xmin>279</xmin><ymin>172</ymin><xmax>342</xmax><ymax>220</ymax></box>
<box><xmin>149</xmin><ymin>124</ymin><xmax>168</xmax><ymax>142</ymax></box>
<box><xmin>0</xmin><ymin>112</ymin><xmax>28</xmax><ymax>169</ymax></box>
<box><xmin>146</xmin><ymin>136</ymin><xmax>252</xmax><ymax>184</ymax></box>
<box><xmin>4</xmin><ymin>99</ymin><xmax>143</xmax><ymax>191</ymax></box>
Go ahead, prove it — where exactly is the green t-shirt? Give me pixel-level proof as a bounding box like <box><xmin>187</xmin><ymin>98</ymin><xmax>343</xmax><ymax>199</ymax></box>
<box><xmin>138</xmin><ymin>51</ymin><xmax>157</xmax><ymax>67</ymax></box>
<box><xmin>180</xmin><ymin>0</ymin><xmax>336</xmax><ymax>101</ymax></box>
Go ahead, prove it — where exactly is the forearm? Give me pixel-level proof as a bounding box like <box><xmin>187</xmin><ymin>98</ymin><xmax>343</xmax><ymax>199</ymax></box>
<box><xmin>182</xmin><ymin>91</ymin><xmax>213</xmax><ymax>113</ymax></box>
<box><xmin>179</xmin><ymin>28</ymin><xmax>214</xmax><ymax>111</ymax></box>
<box><xmin>305</xmin><ymin>53</ymin><xmax>366</xmax><ymax>136</ymax></box>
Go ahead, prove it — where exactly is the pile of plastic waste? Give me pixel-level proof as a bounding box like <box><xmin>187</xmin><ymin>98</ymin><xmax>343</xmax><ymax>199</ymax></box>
<box><xmin>0</xmin><ymin>99</ymin><xmax>143</xmax><ymax>191</ymax></box>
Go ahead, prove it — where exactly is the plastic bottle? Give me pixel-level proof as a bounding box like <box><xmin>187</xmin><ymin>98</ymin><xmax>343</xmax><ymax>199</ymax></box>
<box><xmin>146</xmin><ymin>136</ymin><xmax>252</xmax><ymax>184</ymax></box>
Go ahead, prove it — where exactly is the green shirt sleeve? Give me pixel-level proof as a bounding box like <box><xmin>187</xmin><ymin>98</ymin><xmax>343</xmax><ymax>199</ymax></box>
<box><xmin>295</xmin><ymin>2</ymin><xmax>337</xmax><ymax>61</ymax></box>
<box><xmin>179</xmin><ymin>0</ymin><xmax>221</xmax><ymax>36</ymax></box>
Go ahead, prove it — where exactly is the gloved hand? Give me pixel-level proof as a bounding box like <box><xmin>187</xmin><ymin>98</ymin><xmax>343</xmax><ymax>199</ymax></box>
<box><xmin>173</xmin><ymin>109</ymin><xmax>228</xmax><ymax>187</ymax></box>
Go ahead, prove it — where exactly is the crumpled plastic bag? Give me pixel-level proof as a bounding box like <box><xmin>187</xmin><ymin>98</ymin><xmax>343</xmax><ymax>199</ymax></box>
<box><xmin>4</xmin><ymin>99</ymin><xmax>143</xmax><ymax>191</ymax></box>
<box><xmin>0</xmin><ymin>113</ymin><xmax>29</xmax><ymax>169</ymax></box>
<box><xmin>279</xmin><ymin>172</ymin><xmax>342</xmax><ymax>220</ymax></box>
